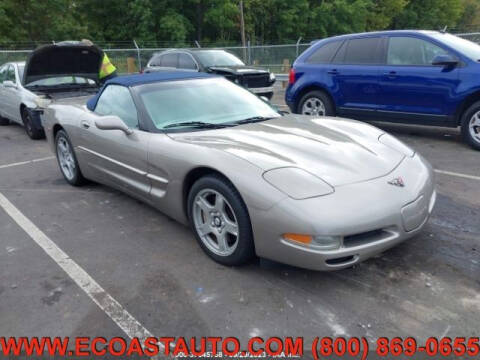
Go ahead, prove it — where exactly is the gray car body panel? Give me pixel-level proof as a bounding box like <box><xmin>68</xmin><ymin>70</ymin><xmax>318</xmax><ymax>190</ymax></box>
<box><xmin>42</xmin><ymin>82</ymin><xmax>436</xmax><ymax>271</ymax></box>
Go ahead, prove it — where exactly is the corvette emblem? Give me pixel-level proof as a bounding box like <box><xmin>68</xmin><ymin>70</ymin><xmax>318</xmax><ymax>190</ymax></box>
<box><xmin>388</xmin><ymin>177</ymin><xmax>405</xmax><ymax>187</ymax></box>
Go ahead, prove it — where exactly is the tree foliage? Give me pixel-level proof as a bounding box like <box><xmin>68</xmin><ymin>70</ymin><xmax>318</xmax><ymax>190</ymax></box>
<box><xmin>0</xmin><ymin>0</ymin><xmax>477</xmax><ymax>47</ymax></box>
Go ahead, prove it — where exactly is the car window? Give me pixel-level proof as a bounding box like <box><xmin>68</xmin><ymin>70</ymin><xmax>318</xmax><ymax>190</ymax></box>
<box><xmin>161</xmin><ymin>53</ymin><xmax>178</xmax><ymax>68</ymax></box>
<box><xmin>6</xmin><ymin>65</ymin><xmax>16</xmax><ymax>83</ymax></box>
<box><xmin>307</xmin><ymin>41</ymin><xmax>343</xmax><ymax>64</ymax></box>
<box><xmin>149</xmin><ymin>55</ymin><xmax>162</xmax><ymax>67</ymax></box>
<box><xmin>17</xmin><ymin>65</ymin><xmax>24</xmax><ymax>83</ymax></box>
<box><xmin>178</xmin><ymin>53</ymin><xmax>197</xmax><ymax>70</ymax></box>
<box><xmin>387</xmin><ymin>37</ymin><xmax>449</xmax><ymax>66</ymax></box>
<box><xmin>195</xmin><ymin>50</ymin><xmax>245</xmax><ymax>67</ymax></box>
<box><xmin>95</xmin><ymin>85</ymin><xmax>139</xmax><ymax>129</ymax></box>
<box><xmin>340</xmin><ymin>37</ymin><xmax>382</xmax><ymax>64</ymax></box>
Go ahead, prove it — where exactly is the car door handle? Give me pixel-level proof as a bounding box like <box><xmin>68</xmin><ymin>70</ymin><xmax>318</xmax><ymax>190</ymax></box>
<box><xmin>327</xmin><ymin>69</ymin><xmax>339</xmax><ymax>75</ymax></box>
<box><xmin>81</xmin><ymin>120</ymin><xmax>91</xmax><ymax>129</ymax></box>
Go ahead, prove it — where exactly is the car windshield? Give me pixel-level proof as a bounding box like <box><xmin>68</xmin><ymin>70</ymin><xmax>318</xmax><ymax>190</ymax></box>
<box><xmin>195</xmin><ymin>50</ymin><xmax>245</xmax><ymax>67</ymax></box>
<box><xmin>137</xmin><ymin>77</ymin><xmax>280</xmax><ymax>130</ymax></box>
<box><xmin>430</xmin><ymin>33</ymin><xmax>480</xmax><ymax>61</ymax></box>
<box><xmin>27</xmin><ymin>76</ymin><xmax>95</xmax><ymax>87</ymax></box>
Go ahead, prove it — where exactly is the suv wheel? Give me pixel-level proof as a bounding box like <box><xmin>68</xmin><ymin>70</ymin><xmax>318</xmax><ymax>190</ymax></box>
<box><xmin>187</xmin><ymin>175</ymin><xmax>255</xmax><ymax>266</ymax></box>
<box><xmin>461</xmin><ymin>101</ymin><xmax>480</xmax><ymax>151</ymax></box>
<box><xmin>298</xmin><ymin>90</ymin><xmax>334</xmax><ymax>117</ymax></box>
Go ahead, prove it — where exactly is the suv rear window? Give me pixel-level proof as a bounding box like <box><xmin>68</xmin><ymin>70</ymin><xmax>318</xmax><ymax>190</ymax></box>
<box><xmin>307</xmin><ymin>41</ymin><xmax>343</xmax><ymax>64</ymax></box>
<box><xmin>335</xmin><ymin>37</ymin><xmax>382</xmax><ymax>64</ymax></box>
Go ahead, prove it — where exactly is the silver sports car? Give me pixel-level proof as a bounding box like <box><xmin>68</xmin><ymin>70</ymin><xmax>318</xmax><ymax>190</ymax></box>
<box><xmin>35</xmin><ymin>47</ymin><xmax>436</xmax><ymax>270</ymax></box>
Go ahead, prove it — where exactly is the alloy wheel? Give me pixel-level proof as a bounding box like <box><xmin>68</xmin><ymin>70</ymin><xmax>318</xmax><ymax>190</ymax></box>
<box><xmin>302</xmin><ymin>97</ymin><xmax>326</xmax><ymax>116</ymax></box>
<box><xmin>57</xmin><ymin>136</ymin><xmax>76</xmax><ymax>181</ymax></box>
<box><xmin>469</xmin><ymin>110</ymin><xmax>480</xmax><ymax>144</ymax></box>
<box><xmin>192</xmin><ymin>189</ymin><xmax>239</xmax><ymax>257</ymax></box>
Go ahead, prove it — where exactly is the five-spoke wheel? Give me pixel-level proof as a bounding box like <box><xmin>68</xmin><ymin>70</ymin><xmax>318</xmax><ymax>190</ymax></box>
<box><xmin>188</xmin><ymin>175</ymin><xmax>254</xmax><ymax>265</ymax></box>
<box><xmin>55</xmin><ymin>130</ymin><xmax>86</xmax><ymax>186</ymax></box>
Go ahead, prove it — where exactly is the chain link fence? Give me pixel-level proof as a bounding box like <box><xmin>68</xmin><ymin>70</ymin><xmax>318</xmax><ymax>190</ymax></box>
<box><xmin>1</xmin><ymin>33</ymin><xmax>479</xmax><ymax>75</ymax></box>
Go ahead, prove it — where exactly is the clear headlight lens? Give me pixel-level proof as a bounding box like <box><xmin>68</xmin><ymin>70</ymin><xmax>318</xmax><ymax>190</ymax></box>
<box><xmin>34</xmin><ymin>97</ymin><xmax>51</xmax><ymax>109</ymax></box>
<box><xmin>269</xmin><ymin>72</ymin><xmax>276</xmax><ymax>82</ymax></box>
<box><xmin>379</xmin><ymin>133</ymin><xmax>415</xmax><ymax>157</ymax></box>
<box><xmin>263</xmin><ymin>167</ymin><xmax>334</xmax><ymax>199</ymax></box>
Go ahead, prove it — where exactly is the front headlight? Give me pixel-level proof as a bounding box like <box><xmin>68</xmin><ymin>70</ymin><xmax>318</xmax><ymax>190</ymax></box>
<box><xmin>269</xmin><ymin>72</ymin><xmax>276</xmax><ymax>82</ymax></box>
<box><xmin>379</xmin><ymin>133</ymin><xmax>415</xmax><ymax>157</ymax></box>
<box><xmin>283</xmin><ymin>233</ymin><xmax>341</xmax><ymax>250</ymax></box>
<box><xmin>263</xmin><ymin>167</ymin><xmax>334</xmax><ymax>199</ymax></box>
<box><xmin>34</xmin><ymin>97</ymin><xmax>52</xmax><ymax>109</ymax></box>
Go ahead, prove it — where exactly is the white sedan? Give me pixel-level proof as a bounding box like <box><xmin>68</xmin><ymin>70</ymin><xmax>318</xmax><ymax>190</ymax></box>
<box><xmin>0</xmin><ymin>61</ymin><xmax>45</xmax><ymax>139</ymax></box>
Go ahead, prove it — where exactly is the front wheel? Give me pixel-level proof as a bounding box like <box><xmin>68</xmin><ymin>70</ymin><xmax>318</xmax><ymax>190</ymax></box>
<box><xmin>55</xmin><ymin>130</ymin><xmax>86</xmax><ymax>186</ymax></box>
<box><xmin>22</xmin><ymin>108</ymin><xmax>45</xmax><ymax>140</ymax></box>
<box><xmin>187</xmin><ymin>175</ymin><xmax>255</xmax><ymax>266</ymax></box>
<box><xmin>298</xmin><ymin>90</ymin><xmax>335</xmax><ymax>117</ymax></box>
<box><xmin>461</xmin><ymin>101</ymin><xmax>480</xmax><ymax>151</ymax></box>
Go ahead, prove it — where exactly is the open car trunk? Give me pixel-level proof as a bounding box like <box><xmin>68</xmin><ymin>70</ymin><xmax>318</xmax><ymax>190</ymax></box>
<box><xmin>24</xmin><ymin>42</ymin><xmax>103</xmax><ymax>98</ymax></box>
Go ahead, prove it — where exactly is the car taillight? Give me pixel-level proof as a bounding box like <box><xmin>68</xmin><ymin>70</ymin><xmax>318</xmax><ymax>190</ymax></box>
<box><xmin>288</xmin><ymin>68</ymin><xmax>296</xmax><ymax>84</ymax></box>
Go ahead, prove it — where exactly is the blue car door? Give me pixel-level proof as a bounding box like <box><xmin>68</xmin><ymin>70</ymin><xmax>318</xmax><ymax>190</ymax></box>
<box><xmin>378</xmin><ymin>35</ymin><xmax>460</xmax><ymax>125</ymax></box>
<box><xmin>330</xmin><ymin>36</ymin><xmax>384</xmax><ymax>118</ymax></box>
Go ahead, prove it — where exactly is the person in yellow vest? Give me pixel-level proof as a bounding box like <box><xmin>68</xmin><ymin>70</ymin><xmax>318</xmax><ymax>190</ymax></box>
<box><xmin>99</xmin><ymin>52</ymin><xmax>117</xmax><ymax>83</ymax></box>
<box><xmin>81</xmin><ymin>39</ymin><xmax>117</xmax><ymax>83</ymax></box>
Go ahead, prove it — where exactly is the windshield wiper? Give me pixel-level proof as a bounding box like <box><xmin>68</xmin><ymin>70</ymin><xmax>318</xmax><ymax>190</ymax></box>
<box><xmin>233</xmin><ymin>116</ymin><xmax>275</xmax><ymax>125</ymax></box>
<box><xmin>163</xmin><ymin>121</ymin><xmax>235</xmax><ymax>129</ymax></box>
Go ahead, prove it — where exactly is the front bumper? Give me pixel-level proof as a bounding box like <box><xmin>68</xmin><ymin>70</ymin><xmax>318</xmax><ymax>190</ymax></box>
<box><xmin>250</xmin><ymin>153</ymin><xmax>436</xmax><ymax>271</ymax></box>
<box><xmin>248</xmin><ymin>86</ymin><xmax>274</xmax><ymax>95</ymax></box>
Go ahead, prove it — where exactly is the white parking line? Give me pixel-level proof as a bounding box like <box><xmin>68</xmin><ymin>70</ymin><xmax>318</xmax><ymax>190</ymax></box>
<box><xmin>435</xmin><ymin>169</ymin><xmax>480</xmax><ymax>181</ymax></box>
<box><xmin>0</xmin><ymin>156</ymin><xmax>55</xmax><ymax>169</ymax></box>
<box><xmin>0</xmin><ymin>192</ymin><xmax>158</xmax><ymax>347</ymax></box>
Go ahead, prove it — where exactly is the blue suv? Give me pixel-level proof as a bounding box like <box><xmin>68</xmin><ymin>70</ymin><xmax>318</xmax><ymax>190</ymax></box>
<box><xmin>286</xmin><ymin>30</ymin><xmax>480</xmax><ymax>150</ymax></box>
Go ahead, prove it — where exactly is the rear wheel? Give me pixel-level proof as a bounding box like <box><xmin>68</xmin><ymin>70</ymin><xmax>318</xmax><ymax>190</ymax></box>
<box><xmin>298</xmin><ymin>90</ymin><xmax>335</xmax><ymax>116</ymax></box>
<box><xmin>461</xmin><ymin>101</ymin><xmax>480</xmax><ymax>151</ymax></box>
<box><xmin>187</xmin><ymin>175</ymin><xmax>255</xmax><ymax>266</ymax></box>
<box><xmin>22</xmin><ymin>108</ymin><xmax>45</xmax><ymax>140</ymax></box>
<box><xmin>55</xmin><ymin>130</ymin><xmax>86</xmax><ymax>186</ymax></box>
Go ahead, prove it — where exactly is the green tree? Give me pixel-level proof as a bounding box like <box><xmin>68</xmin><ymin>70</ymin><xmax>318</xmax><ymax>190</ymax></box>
<box><xmin>457</xmin><ymin>0</ymin><xmax>480</xmax><ymax>31</ymax></box>
<box><xmin>393</xmin><ymin>0</ymin><xmax>463</xmax><ymax>30</ymax></box>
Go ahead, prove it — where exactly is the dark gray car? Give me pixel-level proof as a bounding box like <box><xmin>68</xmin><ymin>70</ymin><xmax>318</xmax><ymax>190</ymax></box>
<box><xmin>144</xmin><ymin>49</ymin><xmax>276</xmax><ymax>99</ymax></box>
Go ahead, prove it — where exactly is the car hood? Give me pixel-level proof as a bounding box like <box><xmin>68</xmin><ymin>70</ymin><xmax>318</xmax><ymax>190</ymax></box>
<box><xmin>169</xmin><ymin>115</ymin><xmax>405</xmax><ymax>187</ymax></box>
<box><xmin>23</xmin><ymin>42</ymin><xmax>103</xmax><ymax>86</ymax></box>
<box><xmin>207</xmin><ymin>65</ymin><xmax>269</xmax><ymax>75</ymax></box>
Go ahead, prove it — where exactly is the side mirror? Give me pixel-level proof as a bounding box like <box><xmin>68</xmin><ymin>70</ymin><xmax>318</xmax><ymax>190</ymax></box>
<box><xmin>432</xmin><ymin>54</ymin><xmax>459</xmax><ymax>67</ymax></box>
<box><xmin>95</xmin><ymin>115</ymin><xmax>133</xmax><ymax>135</ymax></box>
<box><xmin>3</xmin><ymin>80</ymin><xmax>17</xmax><ymax>89</ymax></box>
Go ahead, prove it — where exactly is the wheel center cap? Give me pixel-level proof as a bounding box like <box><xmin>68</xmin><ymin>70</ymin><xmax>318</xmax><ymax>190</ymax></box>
<box><xmin>213</xmin><ymin>217</ymin><xmax>222</xmax><ymax>227</ymax></box>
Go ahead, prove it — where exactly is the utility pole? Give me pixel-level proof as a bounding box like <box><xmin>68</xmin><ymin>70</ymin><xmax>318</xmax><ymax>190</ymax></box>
<box><xmin>239</xmin><ymin>0</ymin><xmax>246</xmax><ymax>62</ymax></box>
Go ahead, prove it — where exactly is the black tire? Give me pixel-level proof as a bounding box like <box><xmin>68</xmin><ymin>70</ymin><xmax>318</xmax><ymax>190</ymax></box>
<box><xmin>22</xmin><ymin>108</ymin><xmax>45</xmax><ymax>140</ymax></box>
<box><xmin>461</xmin><ymin>101</ymin><xmax>480</xmax><ymax>151</ymax></box>
<box><xmin>187</xmin><ymin>174</ymin><xmax>255</xmax><ymax>266</ymax></box>
<box><xmin>0</xmin><ymin>117</ymin><xmax>9</xmax><ymax>126</ymax></box>
<box><xmin>55</xmin><ymin>130</ymin><xmax>86</xmax><ymax>186</ymax></box>
<box><xmin>298</xmin><ymin>90</ymin><xmax>335</xmax><ymax>116</ymax></box>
